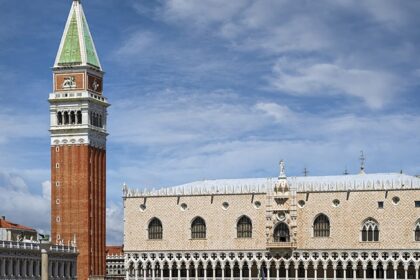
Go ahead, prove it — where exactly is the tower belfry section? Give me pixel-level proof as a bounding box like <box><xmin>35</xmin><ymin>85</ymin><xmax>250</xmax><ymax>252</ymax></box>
<box><xmin>49</xmin><ymin>1</ymin><xmax>108</xmax><ymax>279</ymax></box>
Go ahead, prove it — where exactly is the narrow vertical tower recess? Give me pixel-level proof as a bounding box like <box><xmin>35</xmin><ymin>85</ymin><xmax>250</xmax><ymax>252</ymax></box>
<box><xmin>49</xmin><ymin>1</ymin><xmax>108</xmax><ymax>279</ymax></box>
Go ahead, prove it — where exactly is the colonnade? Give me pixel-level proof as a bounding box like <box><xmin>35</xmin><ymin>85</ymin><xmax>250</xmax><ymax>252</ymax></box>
<box><xmin>0</xmin><ymin>241</ymin><xmax>78</xmax><ymax>280</ymax></box>
<box><xmin>0</xmin><ymin>257</ymin><xmax>40</xmax><ymax>278</ymax></box>
<box><xmin>125</xmin><ymin>251</ymin><xmax>420</xmax><ymax>280</ymax></box>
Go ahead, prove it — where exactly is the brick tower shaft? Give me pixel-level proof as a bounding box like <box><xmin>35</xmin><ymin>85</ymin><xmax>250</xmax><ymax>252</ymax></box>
<box><xmin>49</xmin><ymin>1</ymin><xmax>109</xmax><ymax>279</ymax></box>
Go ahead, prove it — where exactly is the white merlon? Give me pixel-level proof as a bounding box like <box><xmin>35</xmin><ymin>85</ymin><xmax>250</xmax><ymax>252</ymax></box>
<box><xmin>124</xmin><ymin>173</ymin><xmax>420</xmax><ymax>198</ymax></box>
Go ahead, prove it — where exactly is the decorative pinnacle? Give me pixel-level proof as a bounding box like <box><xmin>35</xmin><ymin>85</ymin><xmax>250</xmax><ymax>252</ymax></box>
<box><xmin>359</xmin><ymin>150</ymin><xmax>366</xmax><ymax>174</ymax></box>
<box><xmin>279</xmin><ymin>160</ymin><xmax>286</xmax><ymax>179</ymax></box>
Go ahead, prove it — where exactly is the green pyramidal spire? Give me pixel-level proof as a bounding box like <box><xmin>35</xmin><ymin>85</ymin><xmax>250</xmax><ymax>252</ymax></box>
<box><xmin>54</xmin><ymin>0</ymin><xmax>102</xmax><ymax>70</ymax></box>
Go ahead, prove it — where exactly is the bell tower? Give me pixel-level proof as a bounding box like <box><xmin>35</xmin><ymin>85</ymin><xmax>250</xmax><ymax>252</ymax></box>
<box><xmin>49</xmin><ymin>1</ymin><xmax>108</xmax><ymax>279</ymax></box>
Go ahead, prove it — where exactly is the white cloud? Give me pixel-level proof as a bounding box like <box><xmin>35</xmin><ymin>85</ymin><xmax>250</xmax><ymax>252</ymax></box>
<box><xmin>270</xmin><ymin>58</ymin><xmax>400</xmax><ymax>109</ymax></box>
<box><xmin>0</xmin><ymin>112</ymin><xmax>46</xmax><ymax>143</ymax></box>
<box><xmin>255</xmin><ymin>102</ymin><xmax>297</xmax><ymax>124</ymax></box>
<box><xmin>115</xmin><ymin>31</ymin><xmax>158</xmax><ymax>57</ymax></box>
<box><xmin>106</xmin><ymin>202</ymin><xmax>123</xmax><ymax>245</ymax></box>
<box><xmin>161</xmin><ymin>0</ymin><xmax>250</xmax><ymax>27</ymax></box>
<box><xmin>42</xmin><ymin>181</ymin><xmax>50</xmax><ymax>201</ymax></box>
<box><xmin>109</xmin><ymin>89</ymin><xmax>267</xmax><ymax>146</ymax></box>
<box><xmin>0</xmin><ymin>172</ymin><xmax>50</xmax><ymax>234</ymax></box>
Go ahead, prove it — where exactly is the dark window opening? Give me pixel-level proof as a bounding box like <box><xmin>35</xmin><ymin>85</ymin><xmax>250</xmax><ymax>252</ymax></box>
<box><xmin>237</xmin><ymin>216</ymin><xmax>252</xmax><ymax>238</ymax></box>
<box><xmin>191</xmin><ymin>217</ymin><xmax>206</xmax><ymax>239</ymax></box>
<box><xmin>313</xmin><ymin>214</ymin><xmax>330</xmax><ymax>237</ymax></box>
<box><xmin>77</xmin><ymin>111</ymin><xmax>82</xmax><ymax>124</ymax></box>
<box><xmin>148</xmin><ymin>218</ymin><xmax>163</xmax><ymax>240</ymax></box>
<box><xmin>274</xmin><ymin>222</ymin><xmax>290</xmax><ymax>242</ymax></box>
<box><xmin>57</xmin><ymin>112</ymin><xmax>63</xmax><ymax>125</ymax></box>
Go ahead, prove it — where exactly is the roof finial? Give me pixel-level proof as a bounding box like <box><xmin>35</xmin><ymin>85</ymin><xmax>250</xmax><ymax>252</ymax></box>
<box><xmin>359</xmin><ymin>150</ymin><xmax>366</xmax><ymax>174</ymax></box>
<box><xmin>343</xmin><ymin>166</ymin><xmax>349</xmax><ymax>175</ymax></box>
<box><xmin>303</xmin><ymin>167</ymin><xmax>309</xmax><ymax>177</ymax></box>
<box><xmin>279</xmin><ymin>160</ymin><xmax>286</xmax><ymax>179</ymax></box>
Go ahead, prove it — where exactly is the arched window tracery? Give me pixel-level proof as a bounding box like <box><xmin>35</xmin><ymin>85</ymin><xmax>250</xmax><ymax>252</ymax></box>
<box><xmin>313</xmin><ymin>214</ymin><xmax>330</xmax><ymax>237</ymax></box>
<box><xmin>237</xmin><ymin>216</ymin><xmax>252</xmax><ymax>238</ymax></box>
<box><xmin>362</xmin><ymin>218</ymin><xmax>379</xmax><ymax>242</ymax></box>
<box><xmin>191</xmin><ymin>217</ymin><xmax>206</xmax><ymax>239</ymax></box>
<box><xmin>415</xmin><ymin>219</ymin><xmax>420</xmax><ymax>241</ymax></box>
<box><xmin>274</xmin><ymin>222</ymin><xmax>290</xmax><ymax>242</ymax></box>
<box><xmin>148</xmin><ymin>218</ymin><xmax>163</xmax><ymax>240</ymax></box>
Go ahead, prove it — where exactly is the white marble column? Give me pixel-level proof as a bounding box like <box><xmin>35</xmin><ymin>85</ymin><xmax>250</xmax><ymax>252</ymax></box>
<box><xmin>248</xmin><ymin>265</ymin><xmax>252</xmax><ymax>280</ymax></box>
<box><xmin>221</xmin><ymin>264</ymin><xmax>225</xmax><ymax>280</ymax></box>
<box><xmin>169</xmin><ymin>264</ymin><xmax>173</xmax><ymax>280</ymax></box>
<box><xmin>352</xmin><ymin>265</ymin><xmax>357</xmax><ymax>280</ymax></box>
<box><xmin>152</xmin><ymin>265</ymin><xmax>156</xmax><ymax>280</ymax></box>
<box><xmin>177</xmin><ymin>263</ymin><xmax>182</xmax><ymax>280</ymax></box>
<box><xmin>213</xmin><ymin>266</ymin><xmax>216</xmax><ymax>280</ymax></box>
<box><xmin>393</xmin><ymin>265</ymin><xmax>398</xmax><ymax>280</ymax></box>
<box><xmin>186</xmin><ymin>265</ymin><xmax>190</xmax><ymax>280</ymax></box>
<box><xmin>239</xmin><ymin>264</ymin><xmax>243</xmax><ymax>280</ymax></box>
<box><xmin>373</xmin><ymin>264</ymin><xmax>377</xmax><ymax>280</ymax></box>
<box><xmin>404</xmin><ymin>266</ymin><xmax>408</xmax><ymax>280</ymax></box>
<box><xmin>275</xmin><ymin>264</ymin><xmax>280</xmax><ymax>280</ymax></box>
<box><xmin>343</xmin><ymin>263</ymin><xmax>347</xmax><ymax>280</ymax></box>
<box><xmin>285</xmin><ymin>264</ymin><xmax>289</xmax><ymax>280</ymax></box>
<box><xmin>314</xmin><ymin>265</ymin><xmax>318</xmax><ymax>280</ymax></box>
<box><xmin>41</xmin><ymin>250</ymin><xmax>48</xmax><ymax>280</ymax></box>
<box><xmin>161</xmin><ymin>267</ymin><xmax>164</xmax><ymax>280</ymax></box>
<box><xmin>304</xmin><ymin>264</ymin><xmax>308</xmax><ymax>280</ymax></box>
<box><xmin>267</xmin><ymin>265</ymin><xmax>271</xmax><ymax>280</ymax></box>
<box><xmin>295</xmin><ymin>268</ymin><xmax>298</xmax><ymax>280</ymax></box>
<box><xmin>203</xmin><ymin>264</ymin><xmax>207</xmax><ymax>280</ymax></box>
<box><xmin>231</xmin><ymin>268</ymin><xmax>234</xmax><ymax>280</ymax></box>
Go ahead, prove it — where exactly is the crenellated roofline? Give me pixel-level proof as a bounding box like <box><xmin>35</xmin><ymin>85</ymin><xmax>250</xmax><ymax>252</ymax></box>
<box><xmin>123</xmin><ymin>173</ymin><xmax>420</xmax><ymax>198</ymax></box>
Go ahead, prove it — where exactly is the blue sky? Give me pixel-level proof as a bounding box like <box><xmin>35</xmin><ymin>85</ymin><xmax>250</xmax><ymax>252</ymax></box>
<box><xmin>0</xmin><ymin>0</ymin><xmax>420</xmax><ymax>244</ymax></box>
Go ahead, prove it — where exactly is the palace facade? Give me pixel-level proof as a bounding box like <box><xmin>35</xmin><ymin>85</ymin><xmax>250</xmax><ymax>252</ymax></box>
<box><xmin>123</xmin><ymin>162</ymin><xmax>420</xmax><ymax>280</ymax></box>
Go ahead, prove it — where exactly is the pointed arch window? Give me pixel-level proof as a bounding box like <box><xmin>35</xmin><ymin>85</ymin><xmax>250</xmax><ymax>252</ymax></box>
<box><xmin>361</xmin><ymin>218</ymin><xmax>379</xmax><ymax>242</ymax></box>
<box><xmin>415</xmin><ymin>219</ymin><xmax>420</xmax><ymax>242</ymax></box>
<box><xmin>273</xmin><ymin>222</ymin><xmax>290</xmax><ymax>242</ymax></box>
<box><xmin>191</xmin><ymin>217</ymin><xmax>206</xmax><ymax>239</ymax></box>
<box><xmin>148</xmin><ymin>218</ymin><xmax>162</xmax><ymax>240</ymax></box>
<box><xmin>313</xmin><ymin>214</ymin><xmax>330</xmax><ymax>237</ymax></box>
<box><xmin>237</xmin><ymin>216</ymin><xmax>252</xmax><ymax>238</ymax></box>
